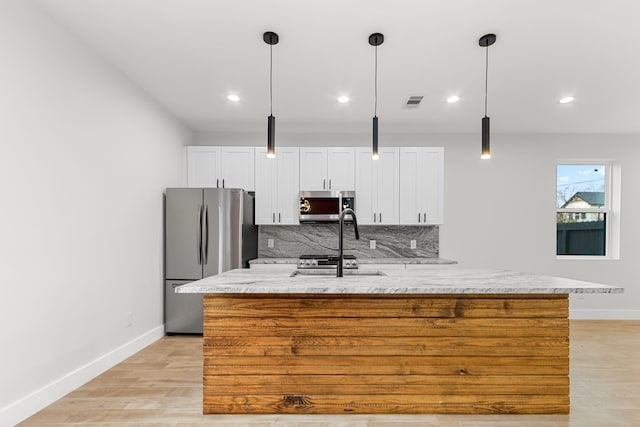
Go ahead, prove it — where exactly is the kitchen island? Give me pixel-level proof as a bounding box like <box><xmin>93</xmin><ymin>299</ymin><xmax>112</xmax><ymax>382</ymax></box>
<box><xmin>176</xmin><ymin>267</ymin><xmax>622</xmax><ymax>415</ymax></box>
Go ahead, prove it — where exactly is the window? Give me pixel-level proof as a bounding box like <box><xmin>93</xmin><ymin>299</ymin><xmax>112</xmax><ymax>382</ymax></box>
<box><xmin>556</xmin><ymin>163</ymin><xmax>610</xmax><ymax>256</ymax></box>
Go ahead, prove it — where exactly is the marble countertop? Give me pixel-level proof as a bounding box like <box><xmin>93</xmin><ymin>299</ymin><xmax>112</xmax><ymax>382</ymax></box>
<box><xmin>175</xmin><ymin>266</ymin><xmax>623</xmax><ymax>295</ymax></box>
<box><xmin>249</xmin><ymin>257</ymin><xmax>457</xmax><ymax>265</ymax></box>
<box><xmin>249</xmin><ymin>258</ymin><xmax>298</xmax><ymax>264</ymax></box>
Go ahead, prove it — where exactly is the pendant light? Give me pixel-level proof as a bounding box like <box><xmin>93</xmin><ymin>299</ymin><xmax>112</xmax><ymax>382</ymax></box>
<box><xmin>264</xmin><ymin>31</ymin><xmax>278</xmax><ymax>158</ymax></box>
<box><xmin>369</xmin><ymin>33</ymin><xmax>384</xmax><ymax>160</ymax></box>
<box><xmin>479</xmin><ymin>33</ymin><xmax>496</xmax><ymax>160</ymax></box>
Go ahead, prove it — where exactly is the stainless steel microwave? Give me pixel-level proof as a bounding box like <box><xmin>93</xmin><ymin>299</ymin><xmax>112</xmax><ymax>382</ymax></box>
<box><xmin>299</xmin><ymin>191</ymin><xmax>355</xmax><ymax>222</ymax></box>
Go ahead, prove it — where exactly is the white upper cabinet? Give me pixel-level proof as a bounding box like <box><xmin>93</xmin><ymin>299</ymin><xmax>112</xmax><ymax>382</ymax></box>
<box><xmin>327</xmin><ymin>148</ymin><xmax>356</xmax><ymax>191</ymax></box>
<box><xmin>255</xmin><ymin>147</ymin><xmax>300</xmax><ymax>225</ymax></box>
<box><xmin>355</xmin><ymin>147</ymin><xmax>400</xmax><ymax>225</ymax></box>
<box><xmin>399</xmin><ymin>147</ymin><xmax>444</xmax><ymax>225</ymax></box>
<box><xmin>299</xmin><ymin>148</ymin><xmax>326</xmax><ymax>190</ymax></box>
<box><xmin>187</xmin><ymin>146</ymin><xmax>254</xmax><ymax>190</ymax></box>
<box><xmin>299</xmin><ymin>147</ymin><xmax>355</xmax><ymax>191</ymax></box>
<box><xmin>254</xmin><ymin>147</ymin><xmax>275</xmax><ymax>225</ymax></box>
<box><xmin>276</xmin><ymin>148</ymin><xmax>301</xmax><ymax>224</ymax></box>
<box><xmin>220</xmin><ymin>147</ymin><xmax>255</xmax><ymax>190</ymax></box>
<box><xmin>187</xmin><ymin>146</ymin><xmax>219</xmax><ymax>188</ymax></box>
<box><xmin>189</xmin><ymin>145</ymin><xmax>443</xmax><ymax>226</ymax></box>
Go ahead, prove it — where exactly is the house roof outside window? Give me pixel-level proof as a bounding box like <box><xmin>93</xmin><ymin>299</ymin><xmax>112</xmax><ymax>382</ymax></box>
<box><xmin>561</xmin><ymin>191</ymin><xmax>604</xmax><ymax>209</ymax></box>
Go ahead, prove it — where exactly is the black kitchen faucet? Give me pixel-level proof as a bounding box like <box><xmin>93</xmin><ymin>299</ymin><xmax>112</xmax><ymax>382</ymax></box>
<box><xmin>337</xmin><ymin>207</ymin><xmax>359</xmax><ymax>277</ymax></box>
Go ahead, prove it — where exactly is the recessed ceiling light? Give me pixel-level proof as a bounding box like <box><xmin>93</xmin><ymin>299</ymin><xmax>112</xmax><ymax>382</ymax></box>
<box><xmin>559</xmin><ymin>96</ymin><xmax>574</xmax><ymax>104</ymax></box>
<box><xmin>227</xmin><ymin>94</ymin><xmax>240</xmax><ymax>102</ymax></box>
<box><xmin>337</xmin><ymin>96</ymin><xmax>350</xmax><ymax>103</ymax></box>
<box><xmin>446</xmin><ymin>95</ymin><xmax>460</xmax><ymax>103</ymax></box>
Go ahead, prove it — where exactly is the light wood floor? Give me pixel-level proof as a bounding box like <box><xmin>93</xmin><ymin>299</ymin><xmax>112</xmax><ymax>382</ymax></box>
<box><xmin>20</xmin><ymin>320</ymin><xmax>640</xmax><ymax>426</ymax></box>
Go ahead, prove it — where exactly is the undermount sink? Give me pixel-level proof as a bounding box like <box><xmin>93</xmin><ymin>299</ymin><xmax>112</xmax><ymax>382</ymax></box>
<box><xmin>290</xmin><ymin>269</ymin><xmax>387</xmax><ymax>277</ymax></box>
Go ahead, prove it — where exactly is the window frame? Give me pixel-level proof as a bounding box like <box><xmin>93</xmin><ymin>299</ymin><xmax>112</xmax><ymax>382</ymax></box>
<box><xmin>555</xmin><ymin>160</ymin><xmax>617</xmax><ymax>259</ymax></box>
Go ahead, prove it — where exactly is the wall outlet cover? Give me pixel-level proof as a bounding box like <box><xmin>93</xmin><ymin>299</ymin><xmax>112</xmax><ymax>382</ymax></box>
<box><xmin>267</xmin><ymin>238</ymin><xmax>274</xmax><ymax>248</ymax></box>
<box><xmin>370</xmin><ymin>240</ymin><xmax>376</xmax><ymax>249</ymax></box>
<box><xmin>410</xmin><ymin>240</ymin><xmax>417</xmax><ymax>249</ymax></box>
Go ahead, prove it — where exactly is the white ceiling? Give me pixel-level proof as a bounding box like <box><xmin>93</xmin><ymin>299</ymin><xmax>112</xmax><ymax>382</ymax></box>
<box><xmin>35</xmin><ymin>0</ymin><xmax>640</xmax><ymax>134</ymax></box>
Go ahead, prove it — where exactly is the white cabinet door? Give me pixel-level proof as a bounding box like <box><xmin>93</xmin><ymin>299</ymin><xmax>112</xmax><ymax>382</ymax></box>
<box><xmin>275</xmin><ymin>147</ymin><xmax>300</xmax><ymax>224</ymax></box>
<box><xmin>220</xmin><ymin>147</ymin><xmax>255</xmax><ymax>191</ymax></box>
<box><xmin>375</xmin><ymin>148</ymin><xmax>400</xmax><ymax>224</ymax></box>
<box><xmin>355</xmin><ymin>147</ymin><xmax>399</xmax><ymax>225</ymax></box>
<box><xmin>327</xmin><ymin>147</ymin><xmax>355</xmax><ymax>191</ymax></box>
<box><xmin>254</xmin><ymin>147</ymin><xmax>299</xmax><ymax>225</ymax></box>
<box><xmin>399</xmin><ymin>148</ymin><xmax>422</xmax><ymax>225</ymax></box>
<box><xmin>421</xmin><ymin>147</ymin><xmax>444</xmax><ymax>224</ymax></box>
<box><xmin>355</xmin><ymin>148</ymin><xmax>375</xmax><ymax>224</ymax></box>
<box><xmin>299</xmin><ymin>147</ymin><xmax>327</xmax><ymax>190</ymax></box>
<box><xmin>254</xmin><ymin>147</ymin><xmax>276</xmax><ymax>225</ymax></box>
<box><xmin>187</xmin><ymin>146</ymin><xmax>220</xmax><ymax>187</ymax></box>
<box><xmin>399</xmin><ymin>147</ymin><xmax>444</xmax><ymax>225</ymax></box>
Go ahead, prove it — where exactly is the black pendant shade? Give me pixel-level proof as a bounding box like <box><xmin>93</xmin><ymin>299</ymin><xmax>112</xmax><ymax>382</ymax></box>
<box><xmin>372</xmin><ymin>116</ymin><xmax>379</xmax><ymax>160</ymax></box>
<box><xmin>479</xmin><ymin>33</ymin><xmax>496</xmax><ymax>160</ymax></box>
<box><xmin>267</xmin><ymin>114</ymin><xmax>276</xmax><ymax>158</ymax></box>
<box><xmin>481</xmin><ymin>116</ymin><xmax>490</xmax><ymax>159</ymax></box>
<box><xmin>369</xmin><ymin>33</ymin><xmax>383</xmax><ymax>160</ymax></box>
<box><xmin>264</xmin><ymin>31</ymin><xmax>278</xmax><ymax>158</ymax></box>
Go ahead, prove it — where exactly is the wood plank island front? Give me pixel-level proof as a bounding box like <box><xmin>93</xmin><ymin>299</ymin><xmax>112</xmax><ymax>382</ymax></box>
<box><xmin>176</xmin><ymin>267</ymin><xmax>623</xmax><ymax>415</ymax></box>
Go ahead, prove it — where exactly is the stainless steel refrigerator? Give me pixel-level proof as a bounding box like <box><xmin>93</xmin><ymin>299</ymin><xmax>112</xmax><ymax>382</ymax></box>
<box><xmin>165</xmin><ymin>188</ymin><xmax>258</xmax><ymax>334</ymax></box>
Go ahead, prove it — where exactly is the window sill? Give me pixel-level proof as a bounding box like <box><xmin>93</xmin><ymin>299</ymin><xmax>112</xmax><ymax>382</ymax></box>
<box><xmin>556</xmin><ymin>255</ymin><xmax>619</xmax><ymax>261</ymax></box>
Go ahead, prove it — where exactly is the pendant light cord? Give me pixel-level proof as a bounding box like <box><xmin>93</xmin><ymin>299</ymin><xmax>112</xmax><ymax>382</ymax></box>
<box><xmin>484</xmin><ymin>45</ymin><xmax>489</xmax><ymax>117</ymax></box>
<box><xmin>374</xmin><ymin>45</ymin><xmax>378</xmax><ymax>117</ymax></box>
<box><xmin>269</xmin><ymin>44</ymin><xmax>273</xmax><ymax>116</ymax></box>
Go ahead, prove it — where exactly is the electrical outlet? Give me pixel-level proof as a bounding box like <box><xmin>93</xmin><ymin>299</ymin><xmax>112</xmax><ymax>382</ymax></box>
<box><xmin>126</xmin><ymin>312</ymin><xmax>133</xmax><ymax>328</ymax></box>
<box><xmin>410</xmin><ymin>239</ymin><xmax>417</xmax><ymax>249</ymax></box>
<box><xmin>267</xmin><ymin>238</ymin><xmax>274</xmax><ymax>248</ymax></box>
<box><xmin>370</xmin><ymin>240</ymin><xmax>376</xmax><ymax>249</ymax></box>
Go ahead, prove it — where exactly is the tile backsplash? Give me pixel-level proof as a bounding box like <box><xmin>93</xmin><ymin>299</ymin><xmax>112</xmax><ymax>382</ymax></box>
<box><xmin>259</xmin><ymin>224</ymin><xmax>438</xmax><ymax>258</ymax></box>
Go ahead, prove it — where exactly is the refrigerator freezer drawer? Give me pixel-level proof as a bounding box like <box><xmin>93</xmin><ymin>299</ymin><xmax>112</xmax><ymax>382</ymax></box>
<box><xmin>165</xmin><ymin>280</ymin><xmax>203</xmax><ymax>334</ymax></box>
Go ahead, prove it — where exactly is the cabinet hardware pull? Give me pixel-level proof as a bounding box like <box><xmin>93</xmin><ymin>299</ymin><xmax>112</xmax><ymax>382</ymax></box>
<box><xmin>373</xmin><ymin>213</ymin><xmax>376</xmax><ymax>223</ymax></box>
<box><xmin>323</xmin><ymin>179</ymin><xmax>326</xmax><ymax>189</ymax></box>
<box><xmin>423</xmin><ymin>212</ymin><xmax>426</xmax><ymax>222</ymax></box>
<box><xmin>279</xmin><ymin>213</ymin><xmax>281</xmax><ymax>223</ymax></box>
<box><xmin>418</xmin><ymin>213</ymin><xmax>421</xmax><ymax>223</ymax></box>
<box><xmin>222</xmin><ymin>179</ymin><xmax>225</xmax><ymax>188</ymax></box>
<box><xmin>329</xmin><ymin>179</ymin><xmax>332</xmax><ymax>189</ymax></box>
<box><xmin>272</xmin><ymin>213</ymin><xmax>275</xmax><ymax>223</ymax></box>
<box><xmin>216</xmin><ymin>178</ymin><xmax>219</xmax><ymax>188</ymax></box>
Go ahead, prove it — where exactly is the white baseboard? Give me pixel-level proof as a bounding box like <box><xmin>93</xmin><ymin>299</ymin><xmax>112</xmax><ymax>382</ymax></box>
<box><xmin>0</xmin><ymin>325</ymin><xmax>164</xmax><ymax>427</ymax></box>
<box><xmin>570</xmin><ymin>309</ymin><xmax>640</xmax><ymax>320</ymax></box>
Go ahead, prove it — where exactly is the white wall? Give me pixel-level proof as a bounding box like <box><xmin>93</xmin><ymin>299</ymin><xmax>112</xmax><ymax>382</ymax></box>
<box><xmin>196</xmin><ymin>131</ymin><xmax>640</xmax><ymax>319</ymax></box>
<box><xmin>0</xmin><ymin>2</ymin><xmax>192</xmax><ymax>424</ymax></box>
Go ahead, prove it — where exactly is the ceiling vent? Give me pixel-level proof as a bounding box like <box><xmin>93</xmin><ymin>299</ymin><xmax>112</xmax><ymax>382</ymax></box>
<box><xmin>404</xmin><ymin>95</ymin><xmax>424</xmax><ymax>108</ymax></box>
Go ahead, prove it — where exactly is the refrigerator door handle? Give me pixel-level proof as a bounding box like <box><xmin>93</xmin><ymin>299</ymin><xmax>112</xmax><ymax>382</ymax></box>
<box><xmin>197</xmin><ymin>205</ymin><xmax>203</xmax><ymax>265</ymax></box>
<box><xmin>204</xmin><ymin>205</ymin><xmax>209</xmax><ymax>265</ymax></box>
